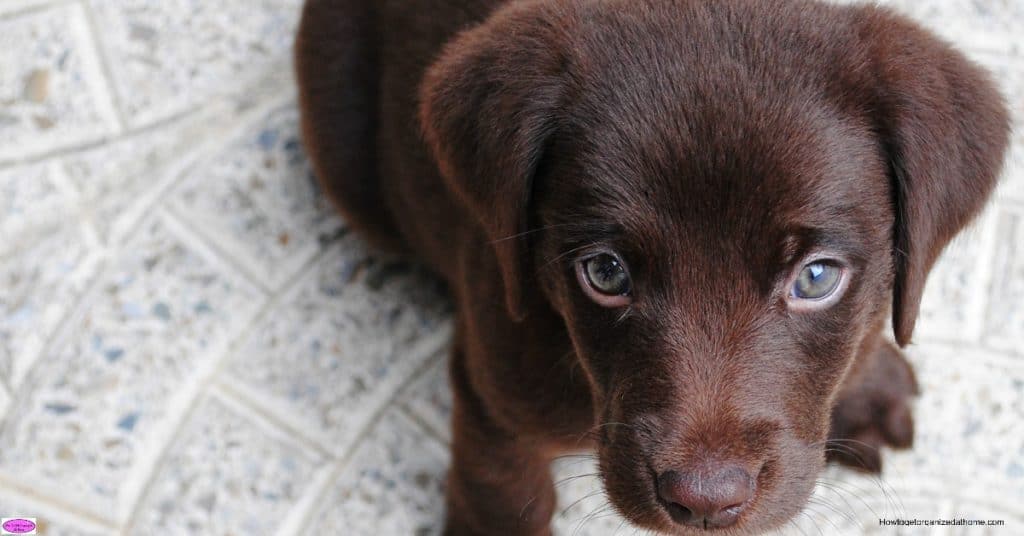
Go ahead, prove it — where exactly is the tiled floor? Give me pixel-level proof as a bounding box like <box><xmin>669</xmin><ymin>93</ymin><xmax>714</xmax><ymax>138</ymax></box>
<box><xmin>0</xmin><ymin>1</ymin><xmax>1021</xmax><ymax>535</ymax></box>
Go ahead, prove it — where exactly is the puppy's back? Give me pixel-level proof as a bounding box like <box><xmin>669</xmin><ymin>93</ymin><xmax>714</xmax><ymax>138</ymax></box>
<box><xmin>296</xmin><ymin>0</ymin><xmax>404</xmax><ymax>252</ymax></box>
<box><xmin>296</xmin><ymin>0</ymin><xmax>515</xmax><ymax>268</ymax></box>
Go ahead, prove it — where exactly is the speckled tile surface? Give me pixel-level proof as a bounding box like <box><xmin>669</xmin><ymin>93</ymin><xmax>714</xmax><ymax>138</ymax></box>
<box><xmin>305</xmin><ymin>409</ymin><xmax>449</xmax><ymax>535</ymax></box>
<box><xmin>125</xmin><ymin>392</ymin><xmax>328</xmax><ymax>535</ymax></box>
<box><xmin>0</xmin><ymin>3</ymin><xmax>119</xmax><ymax>162</ymax></box>
<box><xmin>0</xmin><ymin>1</ymin><xmax>1021</xmax><ymax>535</ymax></box>
<box><xmin>85</xmin><ymin>0</ymin><xmax>301</xmax><ymax>127</ymax></box>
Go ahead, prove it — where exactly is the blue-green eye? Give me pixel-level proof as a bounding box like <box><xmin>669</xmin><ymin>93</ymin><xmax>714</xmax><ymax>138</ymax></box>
<box><xmin>577</xmin><ymin>253</ymin><xmax>633</xmax><ymax>308</ymax></box>
<box><xmin>792</xmin><ymin>262</ymin><xmax>842</xmax><ymax>300</ymax></box>
<box><xmin>584</xmin><ymin>254</ymin><xmax>631</xmax><ymax>296</ymax></box>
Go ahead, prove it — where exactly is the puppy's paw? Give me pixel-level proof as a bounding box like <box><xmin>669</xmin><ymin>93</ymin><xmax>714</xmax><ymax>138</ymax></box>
<box><xmin>827</xmin><ymin>341</ymin><xmax>919</xmax><ymax>473</ymax></box>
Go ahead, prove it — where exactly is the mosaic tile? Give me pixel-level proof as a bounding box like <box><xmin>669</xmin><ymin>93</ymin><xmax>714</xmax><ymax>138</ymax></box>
<box><xmin>400</xmin><ymin>351</ymin><xmax>452</xmax><ymax>442</ymax></box>
<box><xmin>916</xmin><ymin>212</ymin><xmax>998</xmax><ymax>343</ymax></box>
<box><xmin>61</xmin><ymin>106</ymin><xmax>224</xmax><ymax>244</ymax></box>
<box><xmin>0</xmin><ymin>1</ymin><xmax>59</xmax><ymax>17</ymax></box>
<box><xmin>169</xmin><ymin>104</ymin><xmax>342</xmax><ymax>289</ymax></box>
<box><xmin>984</xmin><ymin>207</ymin><xmax>1024</xmax><ymax>349</ymax></box>
<box><xmin>0</xmin><ymin>161</ymin><xmax>72</xmax><ymax>245</ymax></box>
<box><xmin>0</xmin><ymin>488</ymin><xmax>113</xmax><ymax>536</ymax></box>
<box><xmin>0</xmin><ymin>4</ymin><xmax>118</xmax><ymax>161</ymax></box>
<box><xmin>0</xmin><ymin>216</ymin><xmax>263</xmax><ymax>517</ymax></box>
<box><xmin>0</xmin><ymin>384</ymin><xmax>9</xmax><ymax>421</ymax></box>
<box><xmin>87</xmin><ymin>0</ymin><xmax>299</xmax><ymax>127</ymax></box>
<box><xmin>127</xmin><ymin>394</ymin><xmax>325</xmax><ymax>535</ymax></box>
<box><xmin>897</xmin><ymin>343</ymin><xmax>1024</xmax><ymax>505</ymax></box>
<box><xmin>0</xmin><ymin>223</ymin><xmax>99</xmax><ymax>389</ymax></box>
<box><xmin>305</xmin><ymin>410</ymin><xmax>447</xmax><ymax>535</ymax></box>
<box><xmin>221</xmin><ymin>233</ymin><xmax>452</xmax><ymax>453</ymax></box>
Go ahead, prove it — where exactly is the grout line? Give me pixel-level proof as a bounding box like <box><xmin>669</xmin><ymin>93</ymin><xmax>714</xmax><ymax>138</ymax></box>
<box><xmin>271</xmin><ymin>457</ymin><xmax>337</xmax><ymax>536</ymax></box>
<box><xmin>971</xmin><ymin>207</ymin><xmax>1000</xmax><ymax>341</ymax></box>
<box><xmin>0</xmin><ymin>0</ymin><xmax>73</xmax><ymax>21</ymax></box>
<box><xmin>0</xmin><ymin>104</ymin><xmax>202</xmax><ymax>169</ymax></box>
<box><xmin>0</xmin><ymin>1</ymin><xmax>120</xmax><ymax>165</ymax></box>
<box><xmin>97</xmin><ymin>113</ymin><xmax>239</xmax><ymax>246</ymax></box>
<box><xmin>0</xmin><ymin>53</ymin><xmax>297</xmax><ymax>169</ymax></box>
<box><xmin>275</xmin><ymin>326</ymin><xmax>454</xmax><ymax>536</ymax></box>
<box><xmin>398</xmin><ymin>402</ymin><xmax>451</xmax><ymax>448</ymax></box>
<box><xmin>0</xmin><ymin>90</ymin><xmax>303</xmax><ymax>532</ymax></box>
<box><xmin>1</xmin><ymin>229</ymin><xmax>105</xmax><ymax>392</ymax></box>
<box><xmin>1</xmin><ymin>106</ymin><xmax>228</xmax><ymax>393</ymax></box>
<box><xmin>114</xmin><ymin>315</ymin><xmax>268</xmax><ymax>531</ymax></box>
<box><xmin>115</xmin><ymin>387</ymin><xmax>212</xmax><ymax>535</ymax></box>
<box><xmin>0</xmin><ymin>474</ymin><xmax>120</xmax><ymax>530</ymax></box>
<box><xmin>210</xmin><ymin>379</ymin><xmax>335</xmax><ymax>459</ymax></box>
<box><xmin>0</xmin><ymin>46</ymin><xmax>298</xmax><ymax>172</ymax></box>
<box><xmin>395</xmin><ymin>353</ymin><xmax>452</xmax><ymax>447</ymax></box>
<box><xmin>979</xmin><ymin>207</ymin><xmax>1022</xmax><ymax>357</ymax></box>
<box><xmin>153</xmin><ymin>92</ymin><xmax>307</xmax><ymax>294</ymax></box>
<box><xmin>0</xmin><ymin>382</ymin><xmax>11</xmax><ymax>439</ymax></box>
<box><xmin>207</xmin><ymin>385</ymin><xmax>334</xmax><ymax>460</ymax></box>
<box><xmin>116</xmin><ymin>232</ymin><xmax>341</xmax><ymax>532</ymax></box>
<box><xmin>79</xmin><ymin>0</ymin><xmax>130</xmax><ymax>132</ymax></box>
<box><xmin>161</xmin><ymin>203</ymin><xmax>273</xmax><ymax>295</ymax></box>
<box><xmin>3</xmin><ymin>251</ymin><xmax>109</xmax><ymax>397</ymax></box>
<box><xmin>0</xmin><ymin>370</ymin><xmax>13</xmax><ymax>397</ymax></box>
<box><xmin>0</xmin><ymin>108</ymin><xmax>231</xmax><ymax>393</ymax></box>
<box><xmin>965</xmin><ymin>206</ymin><xmax>1000</xmax><ymax>342</ymax></box>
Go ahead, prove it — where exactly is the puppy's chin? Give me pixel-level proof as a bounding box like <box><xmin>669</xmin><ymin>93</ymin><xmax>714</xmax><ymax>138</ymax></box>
<box><xmin>596</xmin><ymin>433</ymin><xmax>824</xmax><ymax>535</ymax></box>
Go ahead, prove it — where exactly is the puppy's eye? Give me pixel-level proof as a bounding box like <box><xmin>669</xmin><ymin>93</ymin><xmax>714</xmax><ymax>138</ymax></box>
<box><xmin>585</xmin><ymin>254</ymin><xmax>630</xmax><ymax>295</ymax></box>
<box><xmin>577</xmin><ymin>253</ymin><xmax>632</xmax><ymax>307</ymax></box>
<box><xmin>792</xmin><ymin>262</ymin><xmax>842</xmax><ymax>300</ymax></box>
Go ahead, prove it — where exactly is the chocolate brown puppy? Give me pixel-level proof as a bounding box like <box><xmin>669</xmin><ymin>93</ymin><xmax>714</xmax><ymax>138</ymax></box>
<box><xmin>295</xmin><ymin>0</ymin><xmax>1010</xmax><ymax>533</ymax></box>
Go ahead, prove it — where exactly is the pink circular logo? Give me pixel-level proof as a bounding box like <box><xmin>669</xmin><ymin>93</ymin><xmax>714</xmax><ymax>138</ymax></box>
<box><xmin>2</xmin><ymin>519</ymin><xmax>36</xmax><ymax>534</ymax></box>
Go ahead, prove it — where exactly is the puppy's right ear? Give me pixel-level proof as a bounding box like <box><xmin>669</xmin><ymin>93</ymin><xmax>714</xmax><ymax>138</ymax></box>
<box><xmin>855</xmin><ymin>7</ymin><xmax>1011</xmax><ymax>346</ymax></box>
<box><xmin>419</xmin><ymin>2</ymin><xmax>571</xmax><ymax>320</ymax></box>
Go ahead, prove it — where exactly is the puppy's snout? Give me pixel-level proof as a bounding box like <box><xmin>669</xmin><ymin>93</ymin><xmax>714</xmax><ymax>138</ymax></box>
<box><xmin>656</xmin><ymin>464</ymin><xmax>755</xmax><ymax>529</ymax></box>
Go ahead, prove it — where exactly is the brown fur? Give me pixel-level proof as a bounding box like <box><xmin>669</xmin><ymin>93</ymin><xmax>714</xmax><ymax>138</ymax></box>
<box><xmin>295</xmin><ymin>0</ymin><xmax>1010</xmax><ymax>534</ymax></box>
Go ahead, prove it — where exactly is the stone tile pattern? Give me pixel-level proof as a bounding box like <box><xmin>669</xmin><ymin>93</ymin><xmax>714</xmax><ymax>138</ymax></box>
<box><xmin>126</xmin><ymin>394</ymin><xmax>327</xmax><ymax>535</ymax></box>
<box><xmin>0</xmin><ymin>3</ymin><xmax>119</xmax><ymax>162</ymax></box>
<box><xmin>0</xmin><ymin>1</ymin><xmax>1021</xmax><ymax>535</ymax></box>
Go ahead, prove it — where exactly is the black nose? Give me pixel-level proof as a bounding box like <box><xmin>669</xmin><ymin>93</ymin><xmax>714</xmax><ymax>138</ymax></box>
<box><xmin>656</xmin><ymin>465</ymin><xmax>754</xmax><ymax>529</ymax></box>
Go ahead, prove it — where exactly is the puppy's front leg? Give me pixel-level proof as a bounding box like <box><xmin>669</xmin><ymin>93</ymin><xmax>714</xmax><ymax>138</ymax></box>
<box><xmin>444</xmin><ymin>347</ymin><xmax>556</xmax><ymax>536</ymax></box>
<box><xmin>828</xmin><ymin>337</ymin><xmax>919</xmax><ymax>472</ymax></box>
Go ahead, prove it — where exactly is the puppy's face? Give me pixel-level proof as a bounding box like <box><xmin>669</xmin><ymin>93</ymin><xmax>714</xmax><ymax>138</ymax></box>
<box><xmin>419</xmin><ymin>0</ymin><xmax>1009</xmax><ymax>533</ymax></box>
<box><xmin>532</xmin><ymin>95</ymin><xmax>892</xmax><ymax>532</ymax></box>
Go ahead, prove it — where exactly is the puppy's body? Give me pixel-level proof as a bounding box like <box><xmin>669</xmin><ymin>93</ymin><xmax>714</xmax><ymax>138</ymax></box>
<box><xmin>296</xmin><ymin>1</ymin><xmax>1009</xmax><ymax>534</ymax></box>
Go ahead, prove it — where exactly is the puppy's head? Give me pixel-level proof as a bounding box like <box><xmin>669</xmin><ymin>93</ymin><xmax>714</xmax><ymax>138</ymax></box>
<box><xmin>420</xmin><ymin>0</ymin><xmax>1009</xmax><ymax>533</ymax></box>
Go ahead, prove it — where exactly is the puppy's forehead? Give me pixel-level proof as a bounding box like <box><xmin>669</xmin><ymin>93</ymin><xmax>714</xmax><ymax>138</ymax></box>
<box><xmin>558</xmin><ymin>93</ymin><xmax>888</xmax><ymax>261</ymax></box>
<box><xmin>543</xmin><ymin>0</ymin><xmax>891</xmax><ymax>249</ymax></box>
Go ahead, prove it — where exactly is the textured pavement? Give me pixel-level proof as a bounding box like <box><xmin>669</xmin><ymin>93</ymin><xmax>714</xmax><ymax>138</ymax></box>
<box><xmin>0</xmin><ymin>1</ymin><xmax>1021</xmax><ymax>535</ymax></box>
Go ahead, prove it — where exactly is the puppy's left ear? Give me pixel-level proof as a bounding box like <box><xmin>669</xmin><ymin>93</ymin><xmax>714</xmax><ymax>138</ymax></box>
<box><xmin>858</xmin><ymin>8</ymin><xmax>1011</xmax><ymax>346</ymax></box>
<box><xmin>419</xmin><ymin>2</ymin><xmax>571</xmax><ymax>320</ymax></box>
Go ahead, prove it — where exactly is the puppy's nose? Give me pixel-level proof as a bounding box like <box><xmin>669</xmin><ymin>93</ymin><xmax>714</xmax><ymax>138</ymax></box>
<box><xmin>656</xmin><ymin>465</ymin><xmax>754</xmax><ymax>529</ymax></box>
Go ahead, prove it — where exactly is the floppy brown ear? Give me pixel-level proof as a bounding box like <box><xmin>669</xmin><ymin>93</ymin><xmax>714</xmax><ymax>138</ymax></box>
<box><xmin>419</xmin><ymin>2</ymin><xmax>570</xmax><ymax>320</ymax></box>
<box><xmin>858</xmin><ymin>8</ymin><xmax>1011</xmax><ymax>346</ymax></box>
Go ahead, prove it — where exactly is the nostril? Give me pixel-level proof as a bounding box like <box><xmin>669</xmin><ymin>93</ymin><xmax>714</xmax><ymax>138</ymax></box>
<box><xmin>656</xmin><ymin>465</ymin><xmax>755</xmax><ymax>529</ymax></box>
<box><xmin>664</xmin><ymin>501</ymin><xmax>694</xmax><ymax>525</ymax></box>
